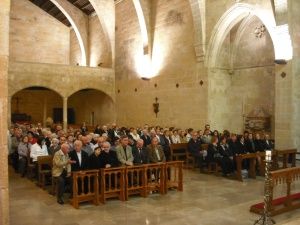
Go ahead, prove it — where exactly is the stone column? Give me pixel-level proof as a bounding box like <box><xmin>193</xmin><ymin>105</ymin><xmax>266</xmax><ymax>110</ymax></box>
<box><xmin>7</xmin><ymin>96</ymin><xmax>11</xmax><ymax>128</ymax></box>
<box><xmin>0</xmin><ymin>0</ymin><xmax>10</xmax><ymax>224</ymax></box>
<box><xmin>289</xmin><ymin>0</ymin><xmax>300</xmax><ymax>153</ymax></box>
<box><xmin>275</xmin><ymin>1</ymin><xmax>300</xmax><ymax>151</ymax></box>
<box><xmin>63</xmin><ymin>97</ymin><xmax>68</xmax><ymax>131</ymax></box>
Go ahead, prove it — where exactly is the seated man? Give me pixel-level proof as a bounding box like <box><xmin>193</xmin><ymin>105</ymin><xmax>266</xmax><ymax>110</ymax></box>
<box><xmin>132</xmin><ymin>139</ymin><xmax>149</xmax><ymax>165</ymax></box>
<box><xmin>99</xmin><ymin>142</ymin><xmax>119</xmax><ymax>168</ymax></box>
<box><xmin>69</xmin><ymin>140</ymin><xmax>89</xmax><ymax>171</ymax></box>
<box><xmin>188</xmin><ymin>131</ymin><xmax>206</xmax><ymax>170</ymax></box>
<box><xmin>81</xmin><ymin>136</ymin><xmax>93</xmax><ymax>156</ymax></box>
<box><xmin>116</xmin><ymin>135</ymin><xmax>134</xmax><ymax>166</ymax></box>
<box><xmin>52</xmin><ymin>143</ymin><xmax>74</xmax><ymax>204</ymax></box>
<box><xmin>147</xmin><ymin>137</ymin><xmax>166</xmax><ymax>163</ymax></box>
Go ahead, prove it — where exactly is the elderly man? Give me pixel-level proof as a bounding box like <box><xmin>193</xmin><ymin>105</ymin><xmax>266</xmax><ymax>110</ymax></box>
<box><xmin>116</xmin><ymin>135</ymin><xmax>133</xmax><ymax>166</ymax></box>
<box><xmin>141</xmin><ymin>129</ymin><xmax>151</xmax><ymax>147</ymax></box>
<box><xmin>92</xmin><ymin>136</ymin><xmax>105</xmax><ymax>151</ymax></box>
<box><xmin>188</xmin><ymin>131</ymin><xmax>206</xmax><ymax>170</ymax></box>
<box><xmin>81</xmin><ymin>136</ymin><xmax>93</xmax><ymax>156</ymax></box>
<box><xmin>52</xmin><ymin>143</ymin><xmax>75</xmax><ymax>204</ymax></box>
<box><xmin>68</xmin><ymin>140</ymin><xmax>89</xmax><ymax>171</ymax></box>
<box><xmin>99</xmin><ymin>142</ymin><xmax>119</xmax><ymax>168</ymax></box>
<box><xmin>147</xmin><ymin>137</ymin><xmax>166</xmax><ymax>163</ymax></box>
<box><xmin>132</xmin><ymin>139</ymin><xmax>149</xmax><ymax>165</ymax></box>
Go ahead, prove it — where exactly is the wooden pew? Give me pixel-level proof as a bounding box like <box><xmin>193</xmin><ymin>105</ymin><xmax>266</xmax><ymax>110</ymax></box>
<box><xmin>250</xmin><ymin>167</ymin><xmax>300</xmax><ymax>216</ymax></box>
<box><xmin>71</xmin><ymin>169</ymin><xmax>99</xmax><ymax>209</ymax></box>
<box><xmin>170</xmin><ymin>143</ymin><xmax>188</xmax><ymax>161</ymax></box>
<box><xmin>273</xmin><ymin>149</ymin><xmax>297</xmax><ymax>169</ymax></box>
<box><xmin>37</xmin><ymin>155</ymin><xmax>53</xmax><ymax>189</ymax></box>
<box><xmin>235</xmin><ymin>153</ymin><xmax>257</xmax><ymax>181</ymax></box>
<box><xmin>144</xmin><ymin>163</ymin><xmax>165</xmax><ymax>196</ymax></box>
<box><xmin>26</xmin><ymin>151</ymin><xmax>36</xmax><ymax>179</ymax></box>
<box><xmin>164</xmin><ymin>161</ymin><xmax>183</xmax><ymax>194</ymax></box>
<box><xmin>125</xmin><ymin>165</ymin><xmax>146</xmax><ymax>200</ymax></box>
<box><xmin>100</xmin><ymin>167</ymin><xmax>125</xmax><ymax>203</ymax></box>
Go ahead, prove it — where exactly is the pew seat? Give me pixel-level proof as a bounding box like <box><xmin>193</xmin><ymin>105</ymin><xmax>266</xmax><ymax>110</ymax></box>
<box><xmin>37</xmin><ymin>155</ymin><xmax>53</xmax><ymax>189</ymax></box>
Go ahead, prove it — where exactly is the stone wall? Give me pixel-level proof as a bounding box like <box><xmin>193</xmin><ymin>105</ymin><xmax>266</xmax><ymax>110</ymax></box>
<box><xmin>8</xmin><ymin>61</ymin><xmax>115</xmax><ymax>99</ymax></box>
<box><xmin>207</xmin><ymin>7</ymin><xmax>275</xmax><ymax>135</ymax></box>
<box><xmin>0</xmin><ymin>0</ymin><xmax>10</xmax><ymax>223</ymax></box>
<box><xmin>70</xmin><ymin>29</ymin><xmax>81</xmax><ymax>66</ymax></box>
<box><xmin>9</xmin><ymin>0</ymin><xmax>70</xmax><ymax>65</ymax></box>
<box><xmin>115</xmin><ymin>0</ymin><xmax>208</xmax><ymax>129</ymax></box>
<box><xmin>11</xmin><ymin>90</ymin><xmax>62</xmax><ymax>124</ymax></box>
<box><xmin>88</xmin><ymin>15</ymin><xmax>112</xmax><ymax>68</ymax></box>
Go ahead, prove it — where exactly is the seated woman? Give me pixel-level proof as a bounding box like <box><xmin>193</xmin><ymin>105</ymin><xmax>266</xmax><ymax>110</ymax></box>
<box><xmin>237</xmin><ymin>136</ymin><xmax>249</xmax><ymax>170</ymax></box>
<box><xmin>30</xmin><ymin>137</ymin><xmax>49</xmax><ymax>178</ymax></box>
<box><xmin>207</xmin><ymin>136</ymin><xmax>221</xmax><ymax>165</ymax></box>
<box><xmin>48</xmin><ymin>138</ymin><xmax>60</xmax><ymax>156</ymax></box>
<box><xmin>89</xmin><ymin>146</ymin><xmax>102</xmax><ymax>169</ymax></box>
<box><xmin>18</xmin><ymin>135</ymin><xmax>31</xmax><ymax>177</ymax></box>
<box><xmin>171</xmin><ymin>129</ymin><xmax>181</xmax><ymax>144</ymax></box>
<box><xmin>30</xmin><ymin>137</ymin><xmax>48</xmax><ymax>163</ymax></box>
<box><xmin>218</xmin><ymin>136</ymin><xmax>234</xmax><ymax>176</ymax></box>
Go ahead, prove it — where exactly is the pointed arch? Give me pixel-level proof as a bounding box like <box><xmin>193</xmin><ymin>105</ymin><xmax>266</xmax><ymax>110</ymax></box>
<box><xmin>206</xmin><ymin>3</ymin><xmax>292</xmax><ymax>68</ymax></box>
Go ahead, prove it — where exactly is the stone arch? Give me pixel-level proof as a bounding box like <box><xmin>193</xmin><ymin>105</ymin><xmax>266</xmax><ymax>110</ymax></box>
<box><xmin>230</xmin><ymin>15</ymin><xmax>275</xmax><ymax>69</ymax></box>
<box><xmin>206</xmin><ymin>4</ymin><xmax>277</xmax><ymax>134</ymax></box>
<box><xmin>68</xmin><ymin>87</ymin><xmax>115</xmax><ymax>103</ymax></box>
<box><xmin>10</xmin><ymin>86</ymin><xmax>64</xmax><ymax>125</ymax></box>
<box><xmin>68</xmin><ymin>88</ymin><xmax>116</xmax><ymax>125</ymax></box>
<box><xmin>10</xmin><ymin>85</ymin><xmax>63</xmax><ymax>99</ymax></box>
<box><xmin>188</xmin><ymin>0</ymin><xmax>205</xmax><ymax>61</ymax></box>
<box><xmin>205</xmin><ymin>3</ymin><xmax>292</xmax><ymax>68</ymax></box>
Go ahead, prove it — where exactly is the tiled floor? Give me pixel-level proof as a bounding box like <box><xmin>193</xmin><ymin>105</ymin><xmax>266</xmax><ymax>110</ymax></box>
<box><xmin>9</xmin><ymin>168</ymin><xmax>300</xmax><ymax>225</ymax></box>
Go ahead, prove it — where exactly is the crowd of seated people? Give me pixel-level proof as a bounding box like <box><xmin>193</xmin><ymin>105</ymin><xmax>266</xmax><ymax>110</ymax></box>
<box><xmin>8</xmin><ymin>122</ymin><xmax>274</xmax><ymax>204</ymax></box>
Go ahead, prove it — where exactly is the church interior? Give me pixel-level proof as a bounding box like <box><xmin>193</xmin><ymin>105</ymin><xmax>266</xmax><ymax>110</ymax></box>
<box><xmin>1</xmin><ymin>0</ymin><xmax>300</xmax><ymax>225</ymax></box>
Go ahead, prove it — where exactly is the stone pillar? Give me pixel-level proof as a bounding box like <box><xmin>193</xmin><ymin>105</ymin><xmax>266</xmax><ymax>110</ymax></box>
<box><xmin>63</xmin><ymin>97</ymin><xmax>68</xmax><ymax>131</ymax></box>
<box><xmin>7</xmin><ymin>96</ymin><xmax>11</xmax><ymax>128</ymax></box>
<box><xmin>0</xmin><ymin>0</ymin><xmax>10</xmax><ymax>224</ymax></box>
<box><xmin>275</xmin><ymin>0</ymin><xmax>300</xmax><ymax>151</ymax></box>
<box><xmin>289</xmin><ymin>0</ymin><xmax>300</xmax><ymax>153</ymax></box>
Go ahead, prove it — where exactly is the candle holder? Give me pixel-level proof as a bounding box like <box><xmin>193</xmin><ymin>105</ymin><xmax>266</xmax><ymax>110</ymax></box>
<box><xmin>254</xmin><ymin>153</ymin><xmax>275</xmax><ymax>225</ymax></box>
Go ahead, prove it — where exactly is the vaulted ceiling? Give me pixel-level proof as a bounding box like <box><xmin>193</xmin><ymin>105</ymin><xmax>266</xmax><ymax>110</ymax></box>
<box><xmin>29</xmin><ymin>0</ymin><xmax>96</xmax><ymax>27</ymax></box>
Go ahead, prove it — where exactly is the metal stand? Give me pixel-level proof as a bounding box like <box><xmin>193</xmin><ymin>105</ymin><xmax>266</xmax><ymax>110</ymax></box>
<box><xmin>254</xmin><ymin>159</ymin><xmax>276</xmax><ymax>225</ymax></box>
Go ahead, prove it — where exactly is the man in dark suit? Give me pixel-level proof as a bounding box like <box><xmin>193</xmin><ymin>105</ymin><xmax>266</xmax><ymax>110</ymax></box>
<box><xmin>262</xmin><ymin>134</ymin><xmax>274</xmax><ymax>150</ymax></box>
<box><xmin>68</xmin><ymin>140</ymin><xmax>89</xmax><ymax>195</ymax></box>
<box><xmin>108</xmin><ymin>123</ymin><xmax>120</xmax><ymax>144</ymax></box>
<box><xmin>141</xmin><ymin>129</ymin><xmax>151</xmax><ymax>147</ymax></box>
<box><xmin>132</xmin><ymin>139</ymin><xmax>149</xmax><ymax>165</ymax></box>
<box><xmin>68</xmin><ymin>140</ymin><xmax>89</xmax><ymax>171</ymax></box>
<box><xmin>188</xmin><ymin>131</ymin><xmax>205</xmax><ymax>170</ymax></box>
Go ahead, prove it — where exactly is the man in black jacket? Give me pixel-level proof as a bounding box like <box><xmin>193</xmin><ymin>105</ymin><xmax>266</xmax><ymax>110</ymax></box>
<box><xmin>68</xmin><ymin>140</ymin><xmax>89</xmax><ymax>171</ymax></box>
<box><xmin>132</xmin><ymin>139</ymin><xmax>149</xmax><ymax>165</ymax></box>
<box><xmin>68</xmin><ymin>140</ymin><xmax>89</xmax><ymax>195</ymax></box>
<box><xmin>188</xmin><ymin>131</ymin><xmax>205</xmax><ymax>170</ymax></box>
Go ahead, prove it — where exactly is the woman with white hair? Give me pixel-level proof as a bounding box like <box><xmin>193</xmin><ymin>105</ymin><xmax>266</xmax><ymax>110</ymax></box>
<box><xmin>49</xmin><ymin>138</ymin><xmax>60</xmax><ymax>155</ymax></box>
